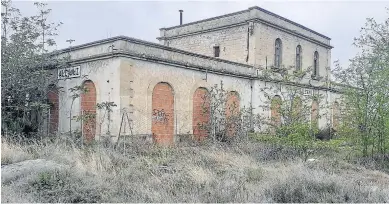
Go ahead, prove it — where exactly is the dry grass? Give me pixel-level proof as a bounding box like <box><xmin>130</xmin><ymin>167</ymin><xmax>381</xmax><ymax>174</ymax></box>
<box><xmin>1</xmin><ymin>136</ymin><xmax>389</xmax><ymax>203</ymax></box>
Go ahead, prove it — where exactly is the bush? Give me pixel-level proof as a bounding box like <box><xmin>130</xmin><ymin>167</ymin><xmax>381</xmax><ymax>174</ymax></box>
<box><xmin>2</xmin><ymin>136</ymin><xmax>389</xmax><ymax>203</ymax></box>
<box><xmin>315</xmin><ymin>126</ymin><xmax>337</xmax><ymax>140</ymax></box>
<box><xmin>265</xmin><ymin>168</ymin><xmax>387</xmax><ymax>203</ymax></box>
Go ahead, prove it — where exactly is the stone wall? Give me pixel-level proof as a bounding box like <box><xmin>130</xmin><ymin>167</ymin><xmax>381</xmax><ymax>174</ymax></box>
<box><xmin>56</xmin><ymin>58</ymin><xmax>122</xmax><ymax>139</ymax></box>
<box><xmin>254</xmin><ymin>22</ymin><xmax>331</xmax><ymax>78</ymax></box>
<box><xmin>158</xmin><ymin>7</ymin><xmax>332</xmax><ymax>81</ymax></box>
<box><xmin>119</xmin><ymin>56</ymin><xmax>252</xmax><ymax>137</ymax></box>
<box><xmin>166</xmin><ymin>25</ymin><xmax>250</xmax><ymax>64</ymax></box>
<box><xmin>159</xmin><ymin>7</ymin><xmax>331</xmax><ymax>49</ymax></box>
<box><xmin>53</xmin><ymin>36</ymin><xmax>340</xmax><ymax>144</ymax></box>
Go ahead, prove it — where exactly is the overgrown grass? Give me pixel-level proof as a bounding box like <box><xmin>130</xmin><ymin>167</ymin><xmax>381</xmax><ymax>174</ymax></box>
<box><xmin>1</xmin><ymin>135</ymin><xmax>389</xmax><ymax>203</ymax></box>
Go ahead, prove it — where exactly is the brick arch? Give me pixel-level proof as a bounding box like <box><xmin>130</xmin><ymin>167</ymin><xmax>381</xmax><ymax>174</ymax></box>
<box><xmin>81</xmin><ymin>80</ymin><xmax>96</xmax><ymax>142</ymax></box>
<box><xmin>226</xmin><ymin>91</ymin><xmax>240</xmax><ymax>137</ymax></box>
<box><xmin>292</xmin><ymin>96</ymin><xmax>302</xmax><ymax>122</ymax></box>
<box><xmin>192</xmin><ymin>87</ymin><xmax>210</xmax><ymax>141</ymax></box>
<box><xmin>332</xmin><ymin>101</ymin><xmax>340</xmax><ymax>130</ymax></box>
<box><xmin>47</xmin><ymin>84</ymin><xmax>59</xmax><ymax>134</ymax></box>
<box><xmin>311</xmin><ymin>100</ymin><xmax>319</xmax><ymax>127</ymax></box>
<box><xmin>152</xmin><ymin>82</ymin><xmax>174</xmax><ymax>146</ymax></box>
<box><xmin>271</xmin><ymin>95</ymin><xmax>282</xmax><ymax>127</ymax></box>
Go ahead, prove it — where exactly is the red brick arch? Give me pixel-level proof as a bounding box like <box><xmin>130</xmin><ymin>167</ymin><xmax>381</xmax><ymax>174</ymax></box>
<box><xmin>226</xmin><ymin>91</ymin><xmax>240</xmax><ymax>137</ymax></box>
<box><xmin>81</xmin><ymin>80</ymin><xmax>96</xmax><ymax>142</ymax></box>
<box><xmin>332</xmin><ymin>101</ymin><xmax>340</xmax><ymax>130</ymax></box>
<box><xmin>292</xmin><ymin>96</ymin><xmax>302</xmax><ymax>121</ymax></box>
<box><xmin>271</xmin><ymin>95</ymin><xmax>282</xmax><ymax>127</ymax></box>
<box><xmin>152</xmin><ymin>82</ymin><xmax>174</xmax><ymax>146</ymax></box>
<box><xmin>47</xmin><ymin>85</ymin><xmax>59</xmax><ymax>134</ymax></box>
<box><xmin>192</xmin><ymin>87</ymin><xmax>210</xmax><ymax>141</ymax></box>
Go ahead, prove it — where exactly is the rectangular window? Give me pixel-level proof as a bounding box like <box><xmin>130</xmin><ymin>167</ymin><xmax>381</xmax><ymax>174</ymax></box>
<box><xmin>213</xmin><ymin>46</ymin><xmax>220</xmax><ymax>58</ymax></box>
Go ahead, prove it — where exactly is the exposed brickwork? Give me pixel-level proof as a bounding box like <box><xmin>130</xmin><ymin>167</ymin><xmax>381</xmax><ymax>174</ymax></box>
<box><xmin>292</xmin><ymin>97</ymin><xmax>302</xmax><ymax>121</ymax></box>
<box><xmin>271</xmin><ymin>95</ymin><xmax>282</xmax><ymax>127</ymax></box>
<box><xmin>192</xmin><ymin>88</ymin><xmax>210</xmax><ymax>141</ymax></box>
<box><xmin>47</xmin><ymin>86</ymin><xmax>59</xmax><ymax>134</ymax></box>
<box><xmin>81</xmin><ymin>80</ymin><xmax>96</xmax><ymax>142</ymax></box>
<box><xmin>226</xmin><ymin>91</ymin><xmax>240</xmax><ymax>137</ymax></box>
<box><xmin>332</xmin><ymin>102</ymin><xmax>340</xmax><ymax>130</ymax></box>
<box><xmin>311</xmin><ymin>100</ymin><xmax>319</xmax><ymax>127</ymax></box>
<box><xmin>152</xmin><ymin>82</ymin><xmax>174</xmax><ymax>146</ymax></box>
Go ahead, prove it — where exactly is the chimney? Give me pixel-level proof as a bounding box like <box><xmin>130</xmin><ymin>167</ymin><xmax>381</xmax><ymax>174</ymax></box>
<box><xmin>179</xmin><ymin>10</ymin><xmax>183</xmax><ymax>25</ymax></box>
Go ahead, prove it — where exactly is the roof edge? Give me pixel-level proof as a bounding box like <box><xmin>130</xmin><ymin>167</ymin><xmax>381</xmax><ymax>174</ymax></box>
<box><xmin>51</xmin><ymin>35</ymin><xmax>254</xmax><ymax>68</ymax></box>
<box><xmin>160</xmin><ymin>6</ymin><xmax>331</xmax><ymax>41</ymax></box>
<box><xmin>250</xmin><ymin>6</ymin><xmax>331</xmax><ymax>40</ymax></box>
<box><xmin>160</xmin><ymin>8</ymin><xmax>249</xmax><ymax>31</ymax></box>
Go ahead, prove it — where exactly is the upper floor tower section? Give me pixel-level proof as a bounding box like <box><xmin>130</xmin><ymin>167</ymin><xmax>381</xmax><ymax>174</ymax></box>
<box><xmin>158</xmin><ymin>6</ymin><xmax>333</xmax><ymax>80</ymax></box>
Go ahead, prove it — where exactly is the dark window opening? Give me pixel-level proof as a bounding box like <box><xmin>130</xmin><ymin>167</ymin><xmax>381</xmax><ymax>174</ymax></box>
<box><xmin>313</xmin><ymin>51</ymin><xmax>319</xmax><ymax>76</ymax></box>
<box><xmin>214</xmin><ymin>46</ymin><xmax>220</xmax><ymax>58</ymax></box>
<box><xmin>274</xmin><ymin>38</ymin><xmax>282</xmax><ymax>68</ymax></box>
<box><xmin>296</xmin><ymin>45</ymin><xmax>302</xmax><ymax>71</ymax></box>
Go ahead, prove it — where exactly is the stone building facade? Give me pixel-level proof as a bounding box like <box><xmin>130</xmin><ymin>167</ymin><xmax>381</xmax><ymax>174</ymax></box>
<box><xmin>47</xmin><ymin>6</ymin><xmax>342</xmax><ymax>145</ymax></box>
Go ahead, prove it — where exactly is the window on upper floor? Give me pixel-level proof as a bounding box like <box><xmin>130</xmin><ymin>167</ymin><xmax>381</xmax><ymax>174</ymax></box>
<box><xmin>274</xmin><ymin>38</ymin><xmax>282</xmax><ymax>68</ymax></box>
<box><xmin>213</xmin><ymin>46</ymin><xmax>220</xmax><ymax>58</ymax></box>
<box><xmin>296</xmin><ymin>45</ymin><xmax>302</xmax><ymax>71</ymax></box>
<box><xmin>313</xmin><ymin>51</ymin><xmax>319</xmax><ymax>77</ymax></box>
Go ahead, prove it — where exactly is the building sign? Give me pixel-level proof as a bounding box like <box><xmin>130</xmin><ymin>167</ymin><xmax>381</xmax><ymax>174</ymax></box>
<box><xmin>58</xmin><ymin>66</ymin><xmax>81</xmax><ymax>80</ymax></box>
<box><xmin>303</xmin><ymin>88</ymin><xmax>312</xmax><ymax>96</ymax></box>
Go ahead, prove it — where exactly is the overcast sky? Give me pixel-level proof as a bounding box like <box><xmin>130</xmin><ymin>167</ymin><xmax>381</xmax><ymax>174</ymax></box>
<box><xmin>11</xmin><ymin>0</ymin><xmax>389</xmax><ymax>68</ymax></box>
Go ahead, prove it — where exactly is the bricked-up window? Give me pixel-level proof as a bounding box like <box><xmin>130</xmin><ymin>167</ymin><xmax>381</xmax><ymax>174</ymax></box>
<box><xmin>271</xmin><ymin>95</ymin><xmax>282</xmax><ymax>127</ymax></box>
<box><xmin>274</xmin><ymin>38</ymin><xmax>282</xmax><ymax>68</ymax></box>
<box><xmin>296</xmin><ymin>45</ymin><xmax>302</xmax><ymax>71</ymax></box>
<box><xmin>213</xmin><ymin>46</ymin><xmax>220</xmax><ymax>57</ymax></box>
<box><xmin>313</xmin><ymin>51</ymin><xmax>319</xmax><ymax>76</ymax></box>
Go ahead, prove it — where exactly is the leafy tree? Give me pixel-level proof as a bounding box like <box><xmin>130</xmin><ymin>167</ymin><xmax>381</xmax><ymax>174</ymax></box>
<box><xmin>1</xmin><ymin>0</ymin><xmax>66</xmax><ymax>136</ymax></box>
<box><xmin>333</xmin><ymin>10</ymin><xmax>389</xmax><ymax>157</ymax></box>
<box><xmin>198</xmin><ymin>81</ymin><xmax>253</xmax><ymax>143</ymax></box>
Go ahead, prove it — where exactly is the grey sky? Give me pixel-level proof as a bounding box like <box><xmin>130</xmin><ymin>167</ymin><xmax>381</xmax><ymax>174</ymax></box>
<box><xmin>12</xmin><ymin>0</ymin><xmax>389</xmax><ymax>68</ymax></box>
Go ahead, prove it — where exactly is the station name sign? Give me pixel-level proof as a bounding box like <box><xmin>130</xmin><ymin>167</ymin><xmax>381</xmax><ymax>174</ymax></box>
<box><xmin>58</xmin><ymin>66</ymin><xmax>81</xmax><ymax>80</ymax></box>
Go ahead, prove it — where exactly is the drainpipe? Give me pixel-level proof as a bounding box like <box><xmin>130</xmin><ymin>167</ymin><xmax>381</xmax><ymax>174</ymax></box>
<box><xmin>250</xmin><ymin>78</ymin><xmax>254</xmax><ymax>132</ymax></box>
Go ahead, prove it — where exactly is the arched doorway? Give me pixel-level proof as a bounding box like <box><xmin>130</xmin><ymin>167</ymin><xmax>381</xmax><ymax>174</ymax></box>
<box><xmin>332</xmin><ymin>101</ymin><xmax>340</xmax><ymax>130</ymax></box>
<box><xmin>192</xmin><ymin>87</ymin><xmax>210</xmax><ymax>141</ymax></box>
<box><xmin>271</xmin><ymin>95</ymin><xmax>282</xmax><ymax>127</ymax></box>
<box><xmin>311</xmin><ymin>100</ymin><xmax>319</xmax><ymax>128</ymax></box>
<box><xmin>47</xmin><ymin>85</ymin><xmax>59</xmax><ymax>134</ymax></box>
<box><xmin>81</xmin><ymin>80</ymin><xmax>96</xmax><ymax>142</ymax></box>
<box><xmin>152</xmin><ymin>82</ymin><xmax>174</xmax><ymax>146</ymax></box>
<box><xmin>226</xmin><ymin>91</ymin><xmax>240</xmax><ymax>137</ymax></box>
<box><xmin>292</xmin><ymin>96</ymin><xmax>302</xmax><ymax>122</ymax></box>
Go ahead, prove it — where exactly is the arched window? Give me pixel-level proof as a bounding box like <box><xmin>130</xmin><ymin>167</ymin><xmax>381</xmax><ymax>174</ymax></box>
<box><xmin>313</xmin><ymin>51</ymin><xmax>319</xmax><ymax>76</ymax></box>
<box><xmin>274</xmin><ymin>38</ymin><xmax>282</xmax><ymax>68</ymax></box>
<box><xmin>296</xmin><ymin>45</ymin><xmax>302</xmax><ymax>71</ymax></box>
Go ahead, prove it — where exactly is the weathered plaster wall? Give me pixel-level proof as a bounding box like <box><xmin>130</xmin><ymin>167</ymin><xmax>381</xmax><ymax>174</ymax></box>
<box><xmin>53</xmin><ymin>36</ymin><xmax>340</xmax><ymax>144</ymax></box>
<box><xmin>119</xmin><ymin>57</ymin><xmax>252</xmax><ymax>138</ymax></box>
<box><xmin>251</xmin><ymin>79</ymin><xmax>335</xmax><ymax>131</ymax></box>
<box><xmin>56</xmin><ymin>58</ymin><xmax>122</xmax><ymax>139</ymax></box>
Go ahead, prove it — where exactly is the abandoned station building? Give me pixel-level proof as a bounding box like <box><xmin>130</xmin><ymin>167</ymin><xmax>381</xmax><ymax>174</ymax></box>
<box><xmin>48</xmin><ymin>6</ymin><xmax>341</xmax><ymax>145</ymax></box>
